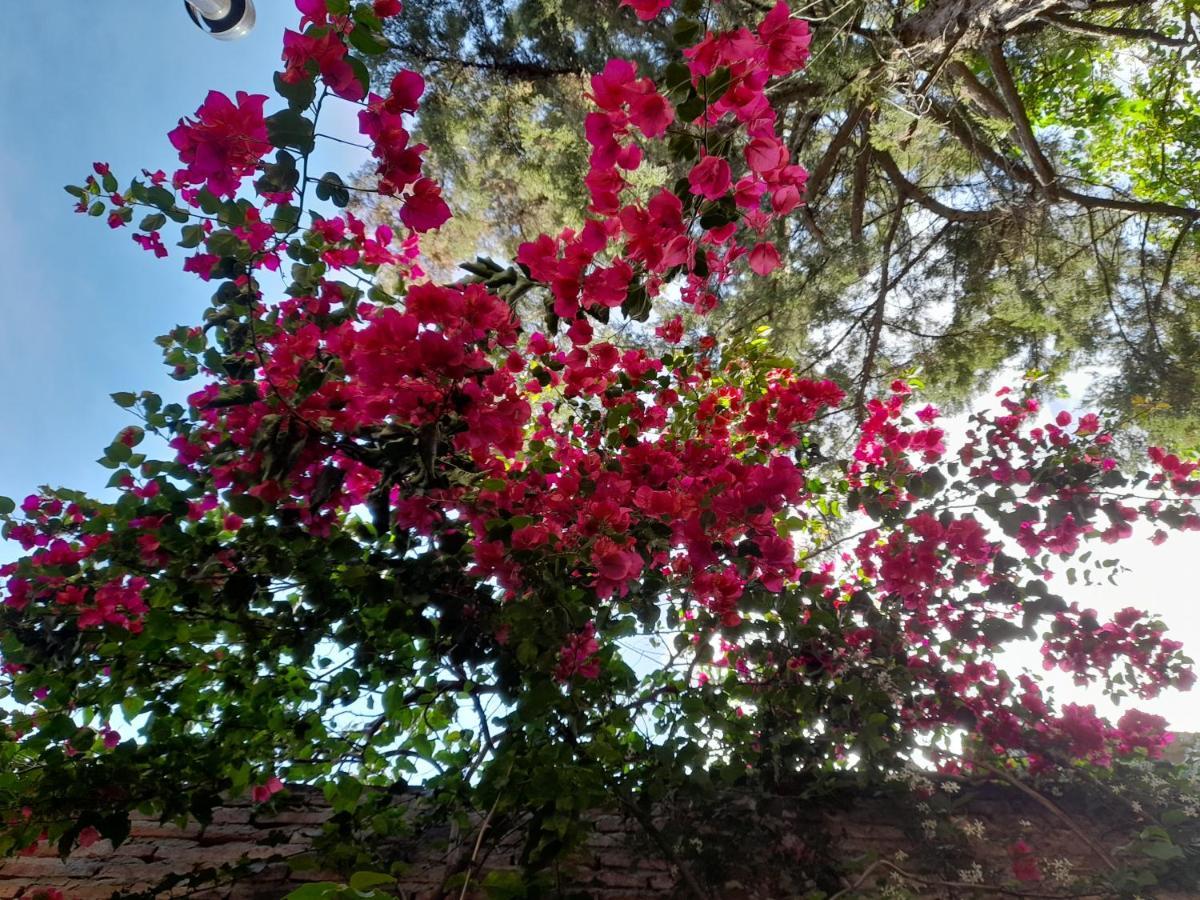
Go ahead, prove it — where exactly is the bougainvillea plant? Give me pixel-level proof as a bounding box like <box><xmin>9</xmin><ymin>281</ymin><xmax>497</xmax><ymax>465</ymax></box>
<box><xmin>2</xmin><ymin>0</ymin><xmax>1198</xmax><ymax>893</ymax></box>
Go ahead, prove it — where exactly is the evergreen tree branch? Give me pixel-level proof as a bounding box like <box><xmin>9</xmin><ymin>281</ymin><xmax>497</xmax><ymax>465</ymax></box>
<box><xmin>854</xmin><ymin>201</ymin><xmax>905</xmax><ymax>418</ymax></box>
<box><xmin>389</xmin><ymin>42</ymin><xmax>583</xmax><ymax>80</ymax></box>
<box><xmin>805</xmin><ymin>102</ymin><xmax>870</xmax><ymax>203</ymax></box>
<box><xmin>875</xmin><ymin>148</ymin><xmax>1005</xmax><ymax>222</ymax></box>
<box><xmin>983</xmin><ymin>42</ymin><xmax>1058</xmax><ymax>188</ymax></box>
<box><xmin>946</xmin><ymin>59</ymin><xmax>1015</xmax><ymax>122</ymax></box>
<box><xmin>928</xmin><ymin>97</ymin><xmax>1200</xmax><ymax>220</ymax></box>
<box><xmin>1155</xmin><ymin>220</ymin><xmax>1194</xmax><ymax>313</ymax></box>
<box><xmin>1041</xmin><ymin>12</ymin><xmax>1190</xmax><ymax>47</ymax></box>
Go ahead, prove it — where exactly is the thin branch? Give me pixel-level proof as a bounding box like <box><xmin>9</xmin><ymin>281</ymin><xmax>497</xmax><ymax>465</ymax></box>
<box><xmin>983</xmin><ymin>42</ymin><xmax>1057</xmax><ymax>187</ymax></box>
<box><xmin>1154</xmin><ymin>219</ymin><xmax>1194</xmax><ymax>313</ymax></box>
<box><xmin>831</xmin><ymin>858</ymin><xmax>1109</xmax><ymax>899</ymax></box>
<box><xmin>929</xmin><ymin>99</ymin><xmax>1200</xmax><ymax>220</ymax></box>
<box><xmin>875</xmin><ymin>149</ymin><xmax>1004</xmax><ymax>222</ymax></box>
<box><xmin>1042</xmin><ymin>12</ymin><xmax>1189</xmax><ymax>47</ymax></box>
<box><xmin>946</xmin><ymin>59</ymin><xmax>1015</xmax><ymax>122</ymax></box>
<box><xmin>981</xmin><ymin>762</ymin><xmax>1119</xmax><ymax>873</ymax></box>
<box><xmin>806</xmin><ymin>103</ymin><xmax>869</xmax><ymax>202</ymax></box>
<box><xmin>456</xmin><ymin>761</ymin><xmax>514</xmax><ymax>900</ymax></box>
<box><xmin>1056</xmin><ymin>184</ymin><xmax>1200</xmax><ymax>220</ymax></box>
<box><xmin>850</xmin><ymin>138</ymin><xmax>869</xmax><ymax>272</ymax></box>
<box><xmin>389</xmin><ymin>42</ymin><xmax>581</xmax><ymax>80</ymax></box>
<box><xmin>854</xmin><ymin>201</ymin><xmax>905</xmax><ymax>417</ymax></box>
<box><xmin>926</xmin><ymin>98</ymin><xmax>1033</xmax><ymax>183</ymax></box>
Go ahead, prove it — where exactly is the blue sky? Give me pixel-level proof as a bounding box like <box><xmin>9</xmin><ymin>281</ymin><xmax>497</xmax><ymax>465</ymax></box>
<box><xmin>1</xmin><ymin>4</ymin><xmax>1198</xmax><ymax>734</ymax></box>
<box><xmin>0</xmin><ymin>3</ymin><xmax>312</xmax><ymax>504</ymax></box>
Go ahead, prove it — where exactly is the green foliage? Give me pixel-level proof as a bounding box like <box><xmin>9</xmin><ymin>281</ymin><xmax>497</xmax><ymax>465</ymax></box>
<box><xmin>367</xmin><ymin>0</ymin><xmax>1200</xmax><ymax>441</ymax></box>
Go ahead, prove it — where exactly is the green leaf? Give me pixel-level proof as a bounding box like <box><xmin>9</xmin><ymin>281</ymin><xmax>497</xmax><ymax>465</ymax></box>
<box><xmin>178</xmin><ymin>224</ymin><xmax>205</xmax><ymax>249</ymax></box>
<box><xmin>349</xmin><ymin>872</ymin><xmax>395</xmax><ymax>891</ymax></box>
<box><xmin>227</xmin><ymin>492</ymin><xmax>265</xmax><ymax>517</ymax></box>
<box><xmin>207</xmin><ymin>230</ymin><xmax>245</xmax><ymax>258</ymax></box>
<box><xmin>677</xmin><ymin>92</ymin><xmax>706</xmax><ymax>122</ymax></box>
<box><xmin>622</xmin><ymin>282</ymin><xmax>651</xmax><ymax>322</ymax></box>
<box><xmin>88</xmin><ymin>201</ymin><xmax>105</xmax><ymax>217</ymax></box>
<box><xmin>314</xmin><ymin>172</ymin><xmax>345</xmax><ymax>203</ymax></box>
<box><xmin>106</xmin><ymin>441</ymin><xmax>132</xmax><ymax>463</ymax></box>
<box><xmin>0</xmin><ymin>496</ymin><xmax>14</xmax><ymax>516</ymax></box>
<box><xmin>481</xmin><ymin>868</ymin><xmax>527</xmax><ymax>899</ymax></box>
<box><xmin>1139</xmin><ymin>839</ymin><xmax>1184</xmax><ymax>860</ymax></box>
<box><xmin>703</xmin><ymin>67</ymin><xmax>732</xmax><ymax>102</ymax></box>
<box><xmin>266</xmin><ymin>109</ymin><xmax>316</xmax><ymax>155</ymax></box>
<box><xmin>122</xmin><ymin>696</ymin><xmax>145</xmax><ymax>719</ymax></box>
<box><xmin>347</xmin><ymin>56</ymin><xmax>371</xmax><ymax>98</ymax></box>
<box><xmin>271</xmin><ymin>203</ymin><xmax>302</xmax><ymax>233</ymax></box>
<box><xmin>284</xmin><ymin>885</ymin><xmax>342</xmax><ymax>900</ymax></box>
<box><xmin>1161</xmin><ymin>809</ymin><xmax>1188</xmax><ymax>827</ymax></box>
<box><xmin>663</xmin><ymin>61</ymin><xmax>692</xmax><ymax>95</ymax></box>
<box><xmin>672</xmin><ymin>17</ymin><xmax>702</xmax><ymax>46</ymax></box>
<box><xmin>348</xmin><ymin>24</ymin><xmax>389</xmax><ymax>56</ymax></box>
<box><xmin>138</xmin><ymin>213</ymin><xmax>167</xmax><ymax>232</ymax></box>
<box><xmin>274</xmin><ymin>71</ymin><xmax>316</xmax><ymax>111</ymax></box>
<box><xmin>146</xmin><ymin>185</ymin><xmax>177</xmax><ymax>210</ymax></box>
<box><xmin>111</xmin><ymin>391</ymin><xmax>137</xmax><ymax>408</ymax></box>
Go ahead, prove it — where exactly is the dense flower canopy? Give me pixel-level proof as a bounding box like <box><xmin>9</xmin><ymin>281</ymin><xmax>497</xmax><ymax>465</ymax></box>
<box><xmin>3</xmin><ymin>0</ymin><xmax>1199</xmax><ymax>893</ymax></box>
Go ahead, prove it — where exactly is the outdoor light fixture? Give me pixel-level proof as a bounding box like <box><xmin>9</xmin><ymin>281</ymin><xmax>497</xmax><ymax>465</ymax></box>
<box><xmin>184</xmin><ymin>0</ymin><xmax>256</xmax><ymax>40</ymax></box>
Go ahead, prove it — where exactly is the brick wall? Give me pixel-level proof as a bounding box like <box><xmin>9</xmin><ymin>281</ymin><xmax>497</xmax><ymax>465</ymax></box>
<box><xmin>1</xmin><ymin>779</ymin><xmax>1195</xmax><ymax>899</ymax></box>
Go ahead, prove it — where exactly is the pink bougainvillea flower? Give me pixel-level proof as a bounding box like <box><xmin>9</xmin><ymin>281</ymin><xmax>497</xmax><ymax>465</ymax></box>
<box><xmin>757</xmin><ymin>2</ymin><xmax>812</xmax><ymax>75</ymax></box>
<box><xmin>399</xmin><ymin>177</ymin><xmax>452</xmax><ymax>232</ymax></box>
<box><xmin>385</xmin><ymin>70</ymin><xmax>425</xmax><ymax>114</ymax></box>
<box><xmin>295</xmin><ymin>0</ymin><xmax>329</xmax><ymax>27</ymax></box>
<box><xmin>656</xmin><ymin>315</ymin><xmax>684</xmax><ymax>344</ymax></box>
<box><xmin>133</xmin><ymin>231</ymin><xmax>168</xmax><ymax>258</ymax></box>
<box><xmin>168</xmin><ymin>91</ymin><xmax>270</xmax><ymax>198</ymax></box>
<box><xmin>688</xmin><ymin>155</ymin><xmax>732</xmax><ymax>200</ymax></box>
<box><xmin>748</xmin><ymin>241</ymin><xmax>781</xmax><ymax>275</ymax></box>
<box><xmin>555</xmin><ymin>623</ymin><xmax>602</xmax><ymax>682</ymax></box>
<box><xmin>744</xmin><ymin>136</ymin><xmax>789</xmax><ymax>175</ymax></box>
<box><xmin>251</xmin><ymin>775</ymin><xmax>285</xmax><ymax>803</ymax></box>
<box><xmin>281</xmin><ymin>28</ymin><xmax>363</xmax><ymax>101</ymax></box>
<box><xmin>1009</xmin><ymin>841</ymin><xmax>1042</xmax><ymax>882</ymax></box>
<box><xmin>628</xmin><ymin>88</ymin><xmax>674</xmax><ymax>138</ymax></box>
<box><xmin>618</xmin><ymin>0</ymin><xmax>671</xmax><ymax>21</ymax></box>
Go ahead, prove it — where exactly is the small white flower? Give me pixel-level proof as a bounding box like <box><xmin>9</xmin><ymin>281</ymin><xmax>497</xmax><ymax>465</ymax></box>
<box><xmin>960</xmin><ymin>818</ymin><xmax>986</xmax><ymax>839</ymax></box>
<box><xmin>957</xmin><ymin>863</ymin><xmax>984</xmax><ymax>884</ymax></box>
<box><xmin>1130</xmin><ymin>800</ymin><xmax>1143</xmax><ymax>814</ymax></box>
<box><xmin>922</xmin><ymin>818</ymin><xmax>937</xmax><ymax>838</ymax></box>
<box><xmin>1046</xmin><ymin>857</ymin><xmax>1074</xmax><ymax>884</ymax></box>
<box><xmin>940</xmin><ymin>780</ymin><xmax>961</xmax><ymax>794</ymax></box>
<box><xmin>893</xmin><ymin>849</ymin><xmax>909</xmax><ymax>863</ymax></box>
<box><xmin>912</xmin><ymin>776</ymin><xmax>934</xmax><ymax>793</ymax></box>
<box><xmin>1018</xmin><ymin>818</ymin><xmax>1033</xmax><ymax>829</ymax></box>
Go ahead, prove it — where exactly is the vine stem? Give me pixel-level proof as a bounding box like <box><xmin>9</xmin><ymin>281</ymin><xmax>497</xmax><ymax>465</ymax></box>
<box><xmin>456</xmin><ymin>760</ymin><xmax>515</xmax><ymax>900</ymax></box>
<box><xmin>829</xmin><ymin>858</ymin><xmax>1109</xmax><ymax>899</ymax></box>
<box><xmin>979</xmin><ymin>762</ymin><xmax>1119</xmax><ymax>874</ymax></box>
